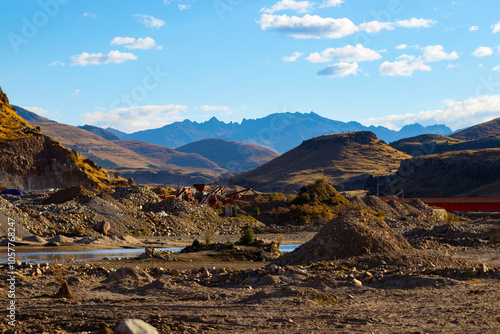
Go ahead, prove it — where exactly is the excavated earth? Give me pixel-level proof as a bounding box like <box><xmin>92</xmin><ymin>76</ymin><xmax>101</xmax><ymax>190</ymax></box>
<box><xmin>1</xmin><ymin>204</ymin><xmax>499</xmax><ymax>333</ymax></box>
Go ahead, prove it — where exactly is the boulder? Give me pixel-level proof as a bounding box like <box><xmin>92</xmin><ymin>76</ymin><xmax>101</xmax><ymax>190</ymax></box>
<box><xmin>94</xmin><ymin>221</ymin><xmax>111</xmax><ymax>235</ymax></box>
<box><xmin>115</xmin><ymin>319</ymin><xmax>158</xmax><ymax>334</ymax></box>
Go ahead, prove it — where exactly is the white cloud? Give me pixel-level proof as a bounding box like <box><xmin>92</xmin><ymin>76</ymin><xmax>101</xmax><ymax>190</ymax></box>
<box><xmin>49</xmin><ymin>61</ymin><xmax>65</xmax><ymax>66</ymax></box>
<box><xmin>470</xmin><ymin>25</ymin><xmax>479</xmax><ymax>31</ymax></box>
<box><xmin>472</xmin><ymin>46</ymin><xmax>493</xmax><ymax>57</ymax></box>
<box><xmin>83</xmin><ymin>105</ymin><xmax>188</xmax><ymax>133</ymax></box>
<box><xmin>446</xmin><ymin>63</ymin><xmax>459</xmax><ymax>69</ymax></box>
<box><xmin>111</xmin><ymin>37</ymin><xmax>158</xmax><ymax>50</ymax></box>
<box><xmin>493</xmin><ymin>65</ymin><xmax>500</xmax><ymax>72</ymax></box>
<box><xmin>135</xmin><ymin>14</ymin><xmax>166</xmax><ymax>29</ymax></box>
<box><xmin>359</xmin><ymin>18</ymin><xmax>436</xmax><ymax>33</ymax></box>
<box><xmin>359</xmin><ymin>20</ymin><xmax>394</xmax><ymax>33</ymax></box>
<box><xmin>259</xmin><ymin>14</ymin><xmax>358</xmax><ymax>39</ymax></box>
<box><xmin>318</xmin><ymin>0</ymin><xmax>343</xmax><ymax>8</ymax></box>
<box><xmin>82</xmin><ymin>12</ymin><xmax>97</xmax><ymax>19</ymax></box>
<box><xmin>379</xmin><ymin>59</ymin><xmax>431</xmax><ymax>77</ymax></box>
<box><xmin>395</xmin><ymin>18</ymin><xmax>436</xmax><ymax>28</ymax></box>
<box><xmin>395</xmin><ymin>44</ymin><xmax>408</xmax><ymax>50</ymax></box>
<box><xmin>317</xmin><ymin>62</ymin><xmax>358</xmax><ymax>77</ymax></box>
<box><xmin>201</xmin><ymin>105</ymin><xmax>230</xmax><ymax>112</ymax></box>
<box><xmin>178</xmin><ymin>4</ymin><xmax>190</xmax><ymax>10</ymax></box>
<box><xmin>396</xmin><ymin>54</ymin><xmax>416</xmax><ymax>61</ymax></box>
<box><xmin>70</xmin><ymin>51</ymin><xmax>138</xmax><ymax>66</ymax></box>
<box><xmin>306</xmin><ymin>44</ymin><xmax>381</xmax><ymax>63</ymax></box>
<box><xmin>363</xmin><ymin>95</ymin><xmax>500</xmax><ymax>131</ymax></box>
<box><xmin>24</xmin><ymin>106</ymin><xmax>50</xmax><ymax>115</ymax></box>
<box><xmin>492</xmin><ymin>20</ymin><xmax>500</xmax><ymax>33</ymax></box>
<box><xmin>24</xmin><ymin>106</ymin><xmax>60</xmax><ymax>120</ymax></box>
<box><xmin>421</xmin><ymin>45</ymin><xmax>459</xmax><ymax>62</ymax></box>
<box><xmin>282</xmin><ymin>52</ymin><xmax>304</xmax><ymax>62</ymax></box>
<box><xmin>261</xmin><ymin>0</ymin><xmax>314</xmax><ymax>14</ymax></box>
<box><xmin>71</xmin><ymin>89</ymin><xmax>81</xmax><ymax>97</ymax></box>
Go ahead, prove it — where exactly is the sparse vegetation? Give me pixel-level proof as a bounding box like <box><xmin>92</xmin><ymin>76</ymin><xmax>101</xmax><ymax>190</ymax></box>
<box><xmin>239</xmin><ymin>226</ymin><xmax>255</xmax><ymax>245</ymax></box>
<box><xmin>204</xmin><ymin>226</ymin><xmax>216</xmax><ymax>245</ymax></box>
<box><xmin>50</xmin><ymin>258</ymin><xmax>76</xmax><ymax>299</ymax></box>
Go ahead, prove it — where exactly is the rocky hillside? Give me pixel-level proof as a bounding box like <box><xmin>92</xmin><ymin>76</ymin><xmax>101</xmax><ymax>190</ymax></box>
<box><xmin>451</xmin><ymin>117</ymin><xmax>500</xmax><ymax>140</ymax></box>
<box><xmin>0</xmin><ymin>87</ymin><xmax>124</xmax><ymax>190</ymax></box>
<box><xmin>376</xmin><ymin>148</ymin><xmax>500</xmax><ymax>197</ymax></box>
<box><xmin>230</xmin><ymin>131</ymin><xmax>411</xmax><ymax>192</ymax></box>
<box><xmin>391</xmin><ymin>133</ymin><xmax>500</xmax><ymax>156</ymax></box>
<box><xmin>176</xmin><ymin>138</ymin><xmax>280</xmax><ymax>173</ymax></box>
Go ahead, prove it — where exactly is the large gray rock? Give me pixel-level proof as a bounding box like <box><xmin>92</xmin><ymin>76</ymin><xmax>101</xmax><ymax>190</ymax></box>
<box><xmin>115</xmin><ymin>319</ymin><xmax>159</xmax><ymax>334</ymax></box>
<box><xmin>94</xmin><ymin>220</ymin><xmax>111</xmax><ymax>235</ymax></box>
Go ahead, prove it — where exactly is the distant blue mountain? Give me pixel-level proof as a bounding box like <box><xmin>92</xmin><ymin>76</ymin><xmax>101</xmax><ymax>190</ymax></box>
<box><xmin>121</xmin><ymin>112</ymin><xmax>452</xmax><ymax>153</ymax></box>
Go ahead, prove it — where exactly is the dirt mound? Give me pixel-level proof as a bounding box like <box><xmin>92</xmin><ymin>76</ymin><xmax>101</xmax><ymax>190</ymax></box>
<box><xmin>386</xmin><ymin>199</ymin><xmax>421</xmax><ymax>217</ymax></box>
<box><xmin>46</xmin><ymin>235</ymin><xmax>74</xmax><ymax>244</ymax></box>
<box><xmin>112</xmin><ymin>185</ymin><xmax>159</xmax><ymax>207</ymax></box>
<box><xmin>104</xmin><ymin>267</ymin><xmax>153</xmax><ymax>283</ymax></box>
<box><xmin>275</xmin><ymin>211</ymin><xmax>413</xmax><ymax>266</ymax></box>
<box><xmin>362</xmin><ymin>196</ymin><xmax>398</xmax><ymax>216</ymax></box>
<box><xmin>42</xmin><ymin>185</ymin><xmax>95</xmax><ymax>205</ymax></box>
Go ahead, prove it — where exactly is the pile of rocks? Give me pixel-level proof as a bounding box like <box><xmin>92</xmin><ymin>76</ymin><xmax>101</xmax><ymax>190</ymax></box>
<box><xmin>275</xmin><ymin>211</ymin><xmax>413</xmax><ymax>266</ymax></box>
<box><xmin>143</xmin><ymin>197</ymin><xmax>218</xmax><ymax>218</ymax></box>
<box><xmin>112</xmin><ymin>185</ymin><xmax>160</xmax><ymax>208</ymax></box>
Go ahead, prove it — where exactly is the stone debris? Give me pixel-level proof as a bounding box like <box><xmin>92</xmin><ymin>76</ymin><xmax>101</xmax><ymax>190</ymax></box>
<box><xmin>115</xmin><ymin>319</ymin><xmax>159</xmax><ymax>334</ymax></box>
<box><xmin>105</xmin><ymin>267</ymin><xmax>154</xmax><ymax>284</ymax></box>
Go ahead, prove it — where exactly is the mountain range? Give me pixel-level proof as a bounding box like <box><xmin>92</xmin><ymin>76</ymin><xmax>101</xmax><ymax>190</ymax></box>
<box><xmin>117</xmin><ymin>112</ymin><xmax>452</xmax><ymax>153</ymax></box>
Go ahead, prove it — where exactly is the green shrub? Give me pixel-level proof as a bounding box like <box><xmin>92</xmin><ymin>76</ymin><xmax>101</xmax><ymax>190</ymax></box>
<box><xmin>239</xmin><ymin>227</ymin><xmax>255</xmax><ymax>245</ymax></box>
<box><xmin>254</xmin><ymin>207</ymin><xmax>261</xmax><ymax>216</ymax></box>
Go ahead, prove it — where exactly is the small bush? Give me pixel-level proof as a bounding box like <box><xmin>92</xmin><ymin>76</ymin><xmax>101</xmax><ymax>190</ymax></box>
<box><xmin>204</xmin><ymin>227</ymin><xmax>215</xmax><ymax>245</ymax></box>
<box><xmin>226</xmin><ymin>242</ymin><xmax>236</xmax><ymax>249</ymax></box>
<box><xmin>254</xmin><ymin>207</ymin><xmax>261</xmax><ymax>216</ymax></box>
<box><xmin>239</xmin><ymin>227</ymin><xmax>255</xmax><ymax>245</ymax></box>
<box><xmin>191</xmin><ymin>239</ymin><xmax>201</xmax><ymax>248</ymax></box>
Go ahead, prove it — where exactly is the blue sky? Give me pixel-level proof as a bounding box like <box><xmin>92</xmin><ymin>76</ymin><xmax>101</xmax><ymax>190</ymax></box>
<box><xmin>1</xmin><ymin>0</ymin><xmax>500</xmax><ymax>133</ymax></box>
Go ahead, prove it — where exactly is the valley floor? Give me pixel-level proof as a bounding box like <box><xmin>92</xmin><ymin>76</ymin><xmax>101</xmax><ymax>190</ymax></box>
<box><xmin>1</xmin><ymin>228</ymin><xmax>499</xmax><ymax>333</ymax></box>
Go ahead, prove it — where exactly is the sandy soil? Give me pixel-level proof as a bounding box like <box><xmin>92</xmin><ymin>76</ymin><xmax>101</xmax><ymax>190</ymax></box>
<box><xmin>0</xmin><ymin>229</ymin><xmax>499</xmax><ymax>334</ymax></box>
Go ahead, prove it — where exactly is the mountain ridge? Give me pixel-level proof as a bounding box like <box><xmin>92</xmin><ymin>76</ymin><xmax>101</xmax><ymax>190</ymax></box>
<box><xmin>120</xmin><ymin>112</ymin><xmax>452</xmax><ymax>153</ymax></box>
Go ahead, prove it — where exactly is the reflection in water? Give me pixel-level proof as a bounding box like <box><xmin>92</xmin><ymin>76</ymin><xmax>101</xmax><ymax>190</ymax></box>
<box><xmin>1</xmin><ymin>245</ymin><xmax>300</xmax><ymax>263</ymax></box>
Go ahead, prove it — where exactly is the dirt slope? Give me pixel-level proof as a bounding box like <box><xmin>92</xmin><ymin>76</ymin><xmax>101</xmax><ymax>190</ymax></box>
<box><xmin>230</xmin><ymin>131</ymin><xmax>411</xmax><ymax>192</ymax></box>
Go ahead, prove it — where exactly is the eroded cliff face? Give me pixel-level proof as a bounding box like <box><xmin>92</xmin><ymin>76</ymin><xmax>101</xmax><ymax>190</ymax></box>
<box><xmin>0</xmin><ymin>87</ymin><xmax>124</xmax><ymax>190</ymax></box>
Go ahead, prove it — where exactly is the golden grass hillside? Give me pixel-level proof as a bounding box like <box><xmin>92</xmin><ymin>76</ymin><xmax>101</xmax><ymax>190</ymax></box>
<box><xmin>0</xmin><ymin>87</ymin><xmax>34</xmax><ymax>142</ymax></box>
<box><xmin>0</xmin><ymin>87</ymin><xmax>125</xmax><ymax>190</ymax></box>
<box><xmin>231</xmin><ymin>131</ymin><xmax>411</xmax><ymax>192</ymax></box>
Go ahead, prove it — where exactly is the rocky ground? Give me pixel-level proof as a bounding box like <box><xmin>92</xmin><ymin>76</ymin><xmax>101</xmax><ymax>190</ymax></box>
<box><xmin>0</xmin><ymin>185</ymin><xmax>499</xmax><ymax>333</ymax></box>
